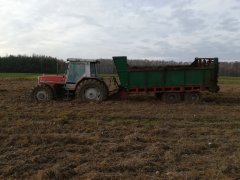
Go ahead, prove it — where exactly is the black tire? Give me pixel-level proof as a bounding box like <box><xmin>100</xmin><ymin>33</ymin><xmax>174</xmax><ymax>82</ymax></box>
<box><xmin>184</xmin><ymin>93</ymin><xmax>201</xmax><ymax>103</ymax></box>
<box><xmin>31</xmin><ymin>85</ymin><xmax>53</xmax><ymax>102</ymax></box>
<box><xmin>155</xmin><ymin>93</ymin><xmax>162</xmax><ymax>99</ymax></box>
<box><xmin>76</xmin><ymin>79</ymin><xmax>108</xmax><ymax>102</ymax></box>
<box><xmin>162</xmin><ymin>93</ymin><xmax>181</xmax><ymax>103</ymax></box>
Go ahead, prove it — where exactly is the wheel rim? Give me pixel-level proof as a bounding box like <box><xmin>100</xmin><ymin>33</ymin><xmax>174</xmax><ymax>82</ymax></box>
<box><xmin>36</xmin><ymin>90</ymin><xmax>48</xmax><ymax>101</ymax></box>
<box><xmin>185</xmin><ymin>93</ymin><xmax>200</xmax><ymax>102</ymax></box>
<box><xmin>168</xmin><ymin>94</ymin><xmax>176</xmax><ymax>101</ymax></box>
<box><xmin>167</xmin><ymin>94</ymin><xmax>178</xmax><ymax>102</ymax></box>
<box><xmin>190</xmin><ymin>94</ymin><xmax>199</xmax><ymax>101</ymax></box>
<box><xmin>191</xmin><ymin>94</ymin><xmax>198</xmax><ymax>100</ymax></box>
<box><xmin>164</xmin><ymin>93</ymin><xmax>180</xmax><ymax>103</ymax></box>
<box><xmin>85</xmin><ymin>88</ymin><xmax>100</xmax><ymax>100</ymax></box>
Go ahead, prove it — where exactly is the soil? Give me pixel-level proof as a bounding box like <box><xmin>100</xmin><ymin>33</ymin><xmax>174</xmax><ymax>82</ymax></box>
<box><xmin>0</xmin><ymin>78</ymin><xmax>240</xmax><ymax>179</ymax></box>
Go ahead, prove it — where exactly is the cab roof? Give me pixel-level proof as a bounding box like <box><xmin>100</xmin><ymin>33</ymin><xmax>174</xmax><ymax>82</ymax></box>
<box><xmin>67</xmin><ymin>58</ymin><xmax>99</xmax><ymax>63</ymax></box>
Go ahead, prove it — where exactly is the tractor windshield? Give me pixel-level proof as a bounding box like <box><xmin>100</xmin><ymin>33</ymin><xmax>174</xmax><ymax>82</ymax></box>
<box><xmin>66</xmin><ymin>62</ymin><xmax>85</xmax><ymax>83</ymax></box>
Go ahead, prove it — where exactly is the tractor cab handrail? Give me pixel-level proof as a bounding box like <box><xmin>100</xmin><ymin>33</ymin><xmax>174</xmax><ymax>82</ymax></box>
<box><xmin>67</xmin><ymin>58</ymin><xmax>100</xmax><ymax>63</ymax></box>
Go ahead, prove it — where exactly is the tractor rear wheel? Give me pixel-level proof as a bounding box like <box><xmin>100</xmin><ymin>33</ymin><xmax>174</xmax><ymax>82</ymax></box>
<box><xmin>31</xmin><ymin>85</ymin><xmax>53</xmax><ymax>102</ymax></box>
<box><xmin>76</xmin><ymin>79</ymin><xmax>108</xmax><ymax>102</ymax></box>
<box><xmin>162</xmin><ymin>93</ymin><xmax>181</xmax><ymax>103</ymax></box>
<box><xmin>184</xmin><ymin>93</ymin><xmax>201</xmax><ymax>103</ymax></box>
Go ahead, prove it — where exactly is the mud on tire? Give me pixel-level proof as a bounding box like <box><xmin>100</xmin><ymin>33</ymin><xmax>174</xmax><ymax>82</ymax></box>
<box><xmin>76</xmin><ymin>79</ymin><xmax>108</xmax><ymax>102</ymax></box>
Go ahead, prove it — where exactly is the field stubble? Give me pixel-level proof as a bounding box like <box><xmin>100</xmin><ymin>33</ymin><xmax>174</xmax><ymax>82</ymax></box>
<box><xmin>0</xmin><ymin>78</ymin><xmax>240</xmax><ymax>179</ymax></box>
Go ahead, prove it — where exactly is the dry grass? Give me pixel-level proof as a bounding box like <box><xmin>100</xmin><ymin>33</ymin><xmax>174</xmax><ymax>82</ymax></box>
<box><xmin>0</xmin><ymin>78</ymin><xmax>240</xmax><ymax>179</ymax></box>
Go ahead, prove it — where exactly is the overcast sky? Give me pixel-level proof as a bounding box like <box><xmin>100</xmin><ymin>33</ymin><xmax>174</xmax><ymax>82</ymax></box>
<box><xmin>0</xmin><ymin>0</ymin><xmax>239</xmax><ymax>61</ymax></box>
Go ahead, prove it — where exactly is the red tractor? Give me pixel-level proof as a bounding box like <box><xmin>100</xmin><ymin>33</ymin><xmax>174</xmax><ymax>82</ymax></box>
<box><xmin>31</xmin><ymin>58</ymin><xmax>109</xmax><ymax>102</ymax></box>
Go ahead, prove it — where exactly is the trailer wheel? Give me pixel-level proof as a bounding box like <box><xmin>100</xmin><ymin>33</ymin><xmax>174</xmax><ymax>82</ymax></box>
<box><xmin>155</xmin><ymin>93</ymin><xmax>162</xmax><ymax>99</ymax></box>
<box><xmin>162</xmin><ymin>93</ymin><xmax>181</xmax><ymax>103</ymax></box>
<box><xmin>184</xmin><ymin>93</ymin><xmax>201</xmax><ymax>103</ymax></box>
<box><xmin>76</xmin><ymin>79</ymin><xmax>108</xmax><ymax>102</ymax></box>
<box><xmin>31</xmin><ymin>85</ymin><xmax>53</xmax><ymax>102</ymax></box>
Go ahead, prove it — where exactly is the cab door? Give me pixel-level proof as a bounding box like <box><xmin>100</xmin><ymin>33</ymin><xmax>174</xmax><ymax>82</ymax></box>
<box><xmin>66</xmin><ymin>62</ymin><xmax>86</xmax><ymax>90</ymax></box>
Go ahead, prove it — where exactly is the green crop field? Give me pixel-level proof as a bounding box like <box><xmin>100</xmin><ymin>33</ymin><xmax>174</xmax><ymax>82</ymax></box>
<box><xmin>0</xmin><ymin>73</ymin><xmax>39</xmax><ymax>78</ymax></box>
<box><xmin>218</xmin><ymin>76</ymin><xmax>240</xmax><ymax>84</ymax></box>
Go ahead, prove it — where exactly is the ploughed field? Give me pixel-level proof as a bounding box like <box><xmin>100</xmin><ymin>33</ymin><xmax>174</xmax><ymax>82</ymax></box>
<box><xmin>0</xmin><ymin>78</ymin><xmax>240</xmax><ymax>179</ymax></box>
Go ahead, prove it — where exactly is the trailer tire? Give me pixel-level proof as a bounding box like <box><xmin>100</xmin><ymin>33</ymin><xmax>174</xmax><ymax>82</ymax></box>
<box><xmin>31</xmin><ymin>84</ymin><xmax>53</xmax><ymax>102</ymax></box>
<box><xmin>76</xmin><ymin>79</ymin><xmax>108</xmax><ymax>102</ymax></box>
<box><xmin>155</xmin><ymin>93</ymin><xmax>162</xmax><ymax>99</ymax></box>
<box><xmin>162</xmin><ymin>93</ymin><xmax>181</xmax><ymax>103</ymax></box>
<box><xmin>184</xmin><ymin>93</ymin><xmax>201</xmax><ymax>103</ymax></box>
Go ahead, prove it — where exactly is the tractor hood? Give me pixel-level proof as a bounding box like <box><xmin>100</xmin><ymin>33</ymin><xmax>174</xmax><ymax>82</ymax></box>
<box><xmin>38</xmin><ymin>75</ymin><xmax>66</xmax><ymax>84</ymax></box>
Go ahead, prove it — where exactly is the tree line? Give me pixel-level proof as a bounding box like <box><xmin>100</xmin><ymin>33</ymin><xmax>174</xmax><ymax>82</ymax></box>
<box><xmin>0</xmin><ymin>55</ymin><xmax>239</xmax><ymax>77</ymax></box>
<box><xmin>0</xmin><ymin>55</ymin><xmax>67</xmax><ymax>74</ymax></box>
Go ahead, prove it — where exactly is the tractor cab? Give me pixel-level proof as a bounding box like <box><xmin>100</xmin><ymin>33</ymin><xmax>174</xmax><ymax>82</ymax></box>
<box><xmin>65</xmin><ymin>58</ymin><xmax>100</xmax><ymax>90</ymax></box>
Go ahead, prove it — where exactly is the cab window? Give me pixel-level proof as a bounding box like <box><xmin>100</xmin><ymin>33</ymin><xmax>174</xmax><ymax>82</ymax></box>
<box><xmin>90</xmin><ymin>63</ymin><xmax>97</xmax><ymax>77</ymax></box>
<box><xmin>67</xmin><ymin>63</ymin><xmax>85</xmax><ymax>83</ymax></box>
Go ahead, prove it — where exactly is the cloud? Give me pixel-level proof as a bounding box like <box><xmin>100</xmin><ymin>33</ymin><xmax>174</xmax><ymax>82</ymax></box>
<box><xmin>219</xmin><ymin>17</ymin><xmax>240</xmax><ymax>32</ymax></box>
<box><xmin>171</xmin><ymin>7</ymin><xmax>205</xmax><ymax>33</ymax></box>
<box><xmin>0</xmin><ymin>0</ymin><xmax>239</xmax><ymax>60</ymax></box>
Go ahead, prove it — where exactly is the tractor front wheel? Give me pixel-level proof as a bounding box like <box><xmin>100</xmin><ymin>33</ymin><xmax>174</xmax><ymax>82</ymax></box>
<box><xmin>76</xmin><ymin>79</ymin><xmax>108</xmax><ymax>102</ymax></box>
<box><xmin>31</xmin><ymin>85</ymin><xmax>53</xmax><ymax>102</ymax></box>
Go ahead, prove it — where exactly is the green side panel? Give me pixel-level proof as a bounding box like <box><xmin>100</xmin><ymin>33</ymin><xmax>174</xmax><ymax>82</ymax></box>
<box><xmin>129</xmin><ymin>72</ymin><xmax>145</xmax><ymax>87</ymax></box>
<box><xmin>128</xmin><ymin>71</ymin><xmax>164</xmax><ymax>87</ymax></box>
<box><xmin>165</xmin><ymin>70</ymin><xmax>185</xmax><ymax>86</ymax></box>
<box><xmin>113</xmin><ymin>56</ymin><xmax>128</xmax><ymax>87</ymax></box>
<box><xmin>203</xmin><ymin>70</ymin><xmax>212</xmax><ymax>85</ymax></box>
<box><xmin>185</xmin><ymin>69</ymin><xmax>204</xmax><ymax>85</ymax></box>
<box><xmin>147</xmin><ymin>71</ymin><xmax>164</xmax><ymax>86</ymax></box>
<box><xmin>112</xmin><ymin>56</ymin><xmax>219</xmax><ymax>92</ymax></box>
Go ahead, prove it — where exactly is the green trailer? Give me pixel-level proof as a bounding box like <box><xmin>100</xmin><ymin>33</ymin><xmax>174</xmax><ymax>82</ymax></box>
<box><xmin>113</xmin><ymin>56</ymin><xmax>219</xmax><ymax>103</ymax></box>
